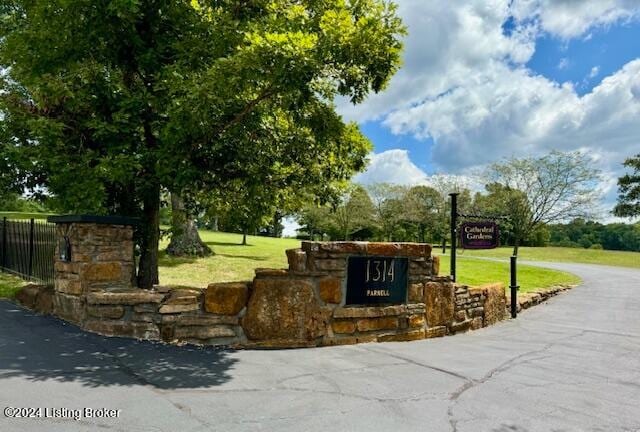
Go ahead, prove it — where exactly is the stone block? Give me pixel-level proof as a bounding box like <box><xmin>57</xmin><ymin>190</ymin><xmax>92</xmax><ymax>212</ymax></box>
<box><xmin>163</xmin><ymin>288</ymin><xmax>201</xmax><ymax>306</ymax></box>
<box><xmin>318</xmin><ymin>242</ymin><xmax>366</xmax><ymax>254</ymax></box>
<box><xmin>313</xmin><ymin>259</ymin><xmax>346</xmax><ymax>272</ymax></box>
<box><xmin>176</xmin><ymin>315</ymin><xmax>239</xmax><ymax>326</ymax></box>
<box><xmin>356</xmin><ymin>317</ymin><xmax>398</xmax><ymax>332</ymax></box>
<box><xmin>134</xmin><ymin>304</ymin><xmax>158</xmax><ymax>313</ymax></box>
<box><xmin>408</xmin><ymin>314</ymin><xmax>426</xmax><ymax>328</ymax></box>
<box><xmin>173</xmin><ymin>326</ymin><xmax>236</xmax><ymax>340</ymax></box>
<box><xmin>332</xmin><ymin>320</ymin><xmax>356</xmax><ymax>334</ymax></box>
<box><xmin>84</xmin><ymin>319</ymin><xmax>159</xmax><ymax>340</ymax></box>
<box><xmin>450</xmin><ymin>319</ymin><xmax>471</xmax><ymax>334</ymax></box>
<box><xmin>378</xmin><ymin>329</ymin><xmax>425</xmax><ymax>342</ymax></box>
<box><xmin>243</xmin><ymin>278</ymin><xmax>329</xmax><ymax>342</ymax></box>
<box><xmin>132</xmin><ymin>313</ymin><xmax>156</xmax><ymax>323</ymax></box>
<box><xmin>321</xmin><ymin>334</ymin><xmax>378</xmax><ymax>346</ymax></box>
<box><xmin>95</xmin><ymin>250</ymin><xmax>131</xmax><ymax>262</ymax></box>
<box><xmin>425</xmin><ymin>281</ymin><xmax>455</xmax><ymax>327</ymax></box>
<box><xmin>254</xmin><ymin>268</ymin><xmax>289</xmax><ymax>278</ymax></box>
<box><xmin>407</xmin><ymin>303</ymin><xmax>426</xmax><ymax>314</ymax></box>
<box><xmin>425</xmin><ymin>326</ymin><xmax>447</xmax><ymax>338</ymax></box>
<box><xmin>286</xmin><ymin>249</ymin><xmax>307</xmax><ymax>272</ymax></box>
<box><xmin>468</xmin><ymin>287</ymin><xmax>485</xmax><ymax>296</ymax></box>
<box><xmin>34</xmin><ymin>285</ymin><xmax>54</xmax><ymax>315</ymax></box>
<box><xmin>54</xmin><ymin>262</ymin><xmax>81</xmax><ymax>273</ymax></box>
<box><xmin>408</xmin><ymin>283</ymin><xmax>424</xmax><ymax>303</ymax></box>
<box><xmin>366</xmin><ymin>243</ymin><xmax>402</xmax><ymax>256</ymax></box>
<box><xmin>55</xmin><ymin>279</ymin><xmax>84</xmax><ymax>295</ymax></box>
<box><xmin>319</xmin><ymin>277</ymin><xmax>342</xmax><ymax>304</ymax></box>
<box><xmin>53</xmin><ymin>293</ymin><xmax>86</xmax><ymax>324</ymax></box>
<box><xmin>159</xmin><ymin>303</ymin><xmax>200</xmax><ymax>314</ymax></box>
<box><xmin>401</xmin><ymin>243</ymin><xmax>431</xmax><ymax>257</ymax></box>
<box><xmin>432</xmin><ymin>255</ymin><xmax>440</xmax><ymax>275</ymax></box>
<box><xmin>87</xmin><ymin>305</ymin><xmax>125</xmax><ymax>319</ymax></box>
<box><xmin>84</xmin><ymin>262</ymin><xmax>123</xmax><ymax>282</ymax></box>
<box><xmin>86</xmin><ymin>290</ymin><xmax>165</xmax><ymax>305</ymax></box>
<box><xmin>205</xmin><ymin>282</ymin><xmax>249</xmax><ymax>315</ymax></box>
<box><xmin>471</xmin><ymin>317</ymin><xmax>483</xmax><ymax>330</ymax></box>
<box><xmin>333</xmin><ymin>305</ymin><xmax>406</xmax><ymax>319</ymax></box>
<box><xmin>469</xmin><ymin>307</ymin><xmax>484</xmax><ymax>318</ymax></box>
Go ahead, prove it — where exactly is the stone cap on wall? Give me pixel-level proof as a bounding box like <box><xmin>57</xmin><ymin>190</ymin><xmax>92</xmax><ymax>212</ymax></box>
<box><xmin>301</xmin><ymin>241</ymin><xmax>432</xmax><ymax>258</ymax></box>
<box><xmin>47</xmin><ymin>214</ymin><xmax>140</xmax><ymax>226</ymax></box>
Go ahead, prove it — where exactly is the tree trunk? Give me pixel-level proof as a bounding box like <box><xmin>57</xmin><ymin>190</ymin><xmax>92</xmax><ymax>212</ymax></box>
<box><xmin>137</xmin><ymin>184</ymin><xmax>161</xmax><ymax>289</ymax></box>
<box><xmin>166</xmin><ymin>193</ymin><xmax>212</xmax><ymax>257</ymax></box>
<box><xmin>242</xmin><ymin>229</ymin><xmax>247</xmax><ymax>245</ymax></box>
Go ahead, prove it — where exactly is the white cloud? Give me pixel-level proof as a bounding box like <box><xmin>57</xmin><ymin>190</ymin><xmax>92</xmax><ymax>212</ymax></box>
<box><xmin>337</xmin><ymin>0</ymin><xmax>640</xmax><ymax>218</ymax></box>
<box><xmin>354</xmin><ymin>149</ymin><xmax>481</xmax><ymax>197</ymax></box>
<box><xmin>337</xmin><ymin>0</ymin><xmax>537</xmax><ymax>123</ymax></box>
<box><xmin>353</xmin><ymin>149</ymin><xmax>429</xmax><ymax>185</ymax></box>
<box><xmin>510</xmin><ymin>0</ymin><xmax>640</xmax><ymax>40</ymax></box>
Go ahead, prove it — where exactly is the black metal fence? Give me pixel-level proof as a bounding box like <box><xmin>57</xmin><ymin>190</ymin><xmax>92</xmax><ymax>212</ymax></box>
<box><xmin>0</xmin><ymin>218</ymin><xmax>56</xmax><ymax>285</ymax></box>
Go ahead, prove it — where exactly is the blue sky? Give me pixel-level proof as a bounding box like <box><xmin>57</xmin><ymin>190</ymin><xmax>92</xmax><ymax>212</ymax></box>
<box><xmin>334</xmin><ymin>0</ymin><xmax>640</xmax><ymax>219</ymax></box>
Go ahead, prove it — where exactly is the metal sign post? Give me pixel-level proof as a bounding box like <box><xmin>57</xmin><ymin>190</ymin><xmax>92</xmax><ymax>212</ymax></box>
<box><xmin>449</xmin><ymin>193</ymin><xmax>458</xmax><ymax>282</ymax></box>
<box><xmin>449</xmin><ymin>194</ymin><xmax>518</xmax><ymax>318</ymax></box>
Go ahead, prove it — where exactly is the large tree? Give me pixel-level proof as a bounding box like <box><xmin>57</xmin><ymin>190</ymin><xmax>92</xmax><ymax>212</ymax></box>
<box><xmin>402</xmin><ymin>185</ymin><xmax>442</xmax><ymax>243</ymax></box>
<box><xmin>0</xmin><ymin>0</ymin><xmax>405</xmax><ymax>287</ymax></box>
<box><xmin>330</xmin><ymin>184</ymin><xmax>375</xmax><ymax>240</ymax></box>
<box><xmin>366</xmin><ymin>183</ymin><xmax>405</xmax><ymax>241</ymax></box>
<box><xmin>613</xmin><ymin>154</ymin><xmax>640</xmax><ymax>218</ymax></box>
<box><xmin>483</xmin><ymin>150</ymin><xmax>600</xmax><ymax>255</ymax></box>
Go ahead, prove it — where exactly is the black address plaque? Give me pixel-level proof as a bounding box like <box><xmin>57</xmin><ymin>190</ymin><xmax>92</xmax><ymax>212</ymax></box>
<box><xmin>345</xmin><ymin>256</ymin><xmax>408</xmax><ymax>305</ymax></box>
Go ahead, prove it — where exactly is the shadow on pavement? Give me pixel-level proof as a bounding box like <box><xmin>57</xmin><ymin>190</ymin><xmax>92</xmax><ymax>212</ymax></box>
<box><xmin>0</xmin><ymin>301</ymin><xmax>237</xmax><ymax>390</ymax></box>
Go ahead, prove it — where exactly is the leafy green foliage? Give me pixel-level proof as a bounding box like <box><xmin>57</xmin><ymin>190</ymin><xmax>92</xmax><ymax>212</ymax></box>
<box><xmin>614</xmin><ymin>154</ymin><xmax>640</xmax><ymax>218</ymax></box>
<box><xmin>0</xmin><ymin>0</ymin><xmax>405</xmax><ymax>286</ymax></box>
<box><xmin>548</xmin><ymin>218</ymin><xmax>640</xmax><ymax>252</ymax></box>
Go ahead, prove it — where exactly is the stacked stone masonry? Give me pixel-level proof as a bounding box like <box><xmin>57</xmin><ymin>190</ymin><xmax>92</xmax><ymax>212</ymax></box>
<box><xmin>22</xmin><ymin>220</ymin><xmax>520</xmax><ymax>348</ymax></box>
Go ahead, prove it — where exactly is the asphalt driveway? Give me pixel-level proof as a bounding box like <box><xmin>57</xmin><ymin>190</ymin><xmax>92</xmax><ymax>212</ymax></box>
<box><xmin>1</xmin><ymin>262</ymin><xmax>639</xmax><ymax>432</ymax></box>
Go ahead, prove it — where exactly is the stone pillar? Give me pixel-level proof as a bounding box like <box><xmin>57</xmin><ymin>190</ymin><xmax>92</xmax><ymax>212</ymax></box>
<box><xmin>47</xmin><ymin>215</ymin><xmax>138</xmax><ymax>324</ymax></box>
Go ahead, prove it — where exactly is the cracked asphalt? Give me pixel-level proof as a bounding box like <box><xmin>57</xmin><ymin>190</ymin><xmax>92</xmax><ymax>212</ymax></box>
<box><xmin>1</xmin><ymin>262</ymin><xmax>639</xmax><ymax>432</ymax></box>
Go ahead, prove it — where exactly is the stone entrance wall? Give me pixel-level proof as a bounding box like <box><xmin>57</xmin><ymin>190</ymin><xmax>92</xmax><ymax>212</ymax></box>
<box><xmin>20</xmin><ymin>217</ymin><xmax>509</xmax><ymax>348</ymax></box>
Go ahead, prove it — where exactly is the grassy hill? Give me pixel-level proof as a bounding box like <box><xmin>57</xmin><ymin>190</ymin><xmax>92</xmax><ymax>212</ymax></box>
<box><xmin>159</xmin><ymin>230</ymin><xmax>581</xmax><ymax>292</ymax></box>
<box><xmin>455</xmin><ymin>246</ymin><xmax>640</xmax><ymax>269</ymax></box>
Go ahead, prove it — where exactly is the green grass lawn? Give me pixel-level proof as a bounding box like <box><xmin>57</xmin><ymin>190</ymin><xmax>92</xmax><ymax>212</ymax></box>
<box><xmin>0</xmin><ymin>272</ymin><xmax>27</xmax><ymax>299</ymax></box>
<box><xmin>159</xmin><ymin>231</ymin><xmax>300</xmax><ymax>287</ymax></box>
<box><xmin>158</xmin><ymin>230</ymin><xmax>581</xmax><ymax>292</ymax></box>
<box><xmin>456</xmin><ymin>246</ymin><xmax>640</xmax><ymax>269</ymax></box>
<box><xmin>437</xmin><ymin>255</ymin><xmax>580</xmax><ymax>293</ymax></box>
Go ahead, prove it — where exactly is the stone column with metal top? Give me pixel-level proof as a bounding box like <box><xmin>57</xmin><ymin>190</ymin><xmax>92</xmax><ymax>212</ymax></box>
<box><xmin>47</xmin><ymin>215</ymin><xmax>138</xmax><ymax>324</ymax></box>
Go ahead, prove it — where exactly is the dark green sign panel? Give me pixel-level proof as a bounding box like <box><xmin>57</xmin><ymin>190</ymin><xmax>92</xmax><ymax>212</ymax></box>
<box><xmin>346</xmin><ymin>256</ymin><xmax>408</xmax><ymax>305</ymax></box>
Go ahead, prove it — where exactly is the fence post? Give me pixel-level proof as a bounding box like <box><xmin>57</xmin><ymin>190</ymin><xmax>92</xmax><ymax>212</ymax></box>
<box><xmin>28</xmin><ymin>218</ymin><xmax>35</xmax><ymax>279</ymax></box>
<box><xmin>1</xmin><ymin>217</ymin><xmax>6</xmax><ymax>272</ymax></box>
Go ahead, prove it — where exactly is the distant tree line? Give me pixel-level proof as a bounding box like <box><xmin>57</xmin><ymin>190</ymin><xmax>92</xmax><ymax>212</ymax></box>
<box><xmin>547</xmin><ymin>219</ymin><xmax>640</xmax><ymax>252</ymax></box>
<box><xmin>294</xmin><ymin>151</ymin><xmax>610</xmax><ymax>256</ymax></box>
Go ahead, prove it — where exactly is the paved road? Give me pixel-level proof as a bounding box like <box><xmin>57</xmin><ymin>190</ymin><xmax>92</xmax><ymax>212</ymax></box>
<box><xmin>1</xmin><ymin>262</ymin><xmax>639</xmax><ymax>432</ymax></box>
